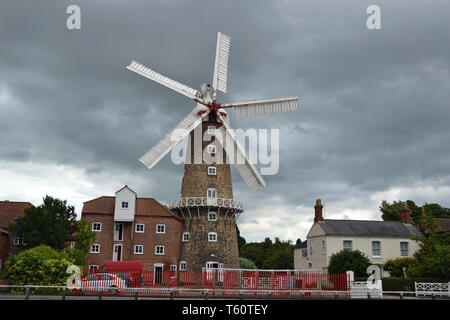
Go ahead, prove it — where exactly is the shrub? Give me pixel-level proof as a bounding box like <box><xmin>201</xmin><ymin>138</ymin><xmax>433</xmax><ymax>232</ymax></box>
<box><xmin>381</xmin><ymin>277</ymin><xmax>440</xmax><ymax>291</ymax></box>
<box><xmin>5</xmin><ymin>245</ymin><xmax>73</xmax><ymax>294</ymax></box>
<box><xmin>383</xmin><ymin>257</ymin><xmax>415</xmax><ymax>277</ymax></box>
<box><xmin>239</xmin><ymin>257</ymin><xmax>257</xmax><ymax>269</ymax></box>
<box><xmin>327</xmin><ymin>250</ymin><xmax>371</xmax><ymax>277</ymax></box>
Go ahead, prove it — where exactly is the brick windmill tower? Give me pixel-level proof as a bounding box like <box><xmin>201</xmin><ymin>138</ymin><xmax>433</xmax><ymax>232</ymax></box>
<box><xmin>127</xmin><ymin>32</ymin><xmax>300</xmax><ymax>270</ymax></box>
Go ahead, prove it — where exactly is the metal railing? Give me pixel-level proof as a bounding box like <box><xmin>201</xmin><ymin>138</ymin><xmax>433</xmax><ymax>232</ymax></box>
<box><xmin>169</xmin><ymin>197</ymin><xmax>243</xmax><ymax>211</ymax></box>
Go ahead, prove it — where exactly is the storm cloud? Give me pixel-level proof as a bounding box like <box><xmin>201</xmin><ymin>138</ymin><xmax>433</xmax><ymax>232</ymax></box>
<box><xmin>1</xmin><ymin>0</ymin><xmax>450</xmax><ymax>241</ymax></box>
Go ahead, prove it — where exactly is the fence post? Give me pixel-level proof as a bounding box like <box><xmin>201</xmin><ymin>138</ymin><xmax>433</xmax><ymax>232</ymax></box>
<box><xmin>432</xmin><ymin>293</ymin><xmax>436</xmax><ymax>300</ymax></box>
<box><xmin>170</xmin><ymin>288</ymin><xmax>174</xmax><ymax>300</ymax></box>
<box><xmin>98</xmin><ymin>288</ymin><xmax>103</xmax><ymax>300</ymax></box>
<box><xmin>135</xmin><ymin>288</ymin><xmax>139</xmax><ymax>300</ymax></box>
<box><xmin>400</xmin><ymin>292</ymin><xmax>403</xmax><ymax>300</ymax></box>
<box><xmin>239</xmin><ymin>290</ymin><xmax>243</xmax><ymax>300</ymax></box>
<box><xmin>268</xmin><ymin>290</ymin><xmax>272</xmax><ymax>300</ymax></box>
<box><xmin>205</xmin><ymin>289</ymin><xmax>209</xmax><ymax>301</ymax></box>
<box><xmin>25</xmin><ymin>286</ymin><xmax>30</xmax><ymax>300</ymax></box>
<box><xmin>334</xmin><ymin>292</ymin><xmax>338</xmax><ymax>300</ymax></box>
<box><xmin>300</xmin><ymin>291</ymin><xmax>304</xmax><ymax>300</ymax></box>
<box><xmin>367</xmin><ymin>292</ymin><xmax>371</xmax><ymax>300</ymax></box>
<box><xmin>62</xmin><ymin>287</ymin><xmax>66</xmax><ymax>300</ymax></box>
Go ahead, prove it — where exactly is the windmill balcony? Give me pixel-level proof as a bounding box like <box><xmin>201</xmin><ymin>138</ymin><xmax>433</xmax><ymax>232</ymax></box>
<box><xmin>169</xmin><ymin>197</ymin><xmax>243</xmax><ymax>213</ymax></box>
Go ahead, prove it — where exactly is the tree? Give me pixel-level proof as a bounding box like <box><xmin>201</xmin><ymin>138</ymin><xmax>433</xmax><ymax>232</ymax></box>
<box><xmin>9</xmin><ymin>196</ymin><xmax>77</xmax><ymax>250</ymax></box>
<box><xmin>239</xmin><ymin>257</ymin><xmax>257</xmax><ymax>269</ymax></box>
<box><xmin>236</xmin><ymin>226</ymin><xmax>246</xmax><ymax>253</ymax></box>
<box><xmin>327</xmin><ymin>250</ymin><xmax>371</xmax><ymax>277</ymax></box>
<box><xmin>5</xmin><ymin>245</ymin><xmax>73</xmax><ymax>293</ymax></box>
<box><xmin>407</xmin><ymin>208</ymin><xmax>450</xmax><ymax>281</ymax></box>
<box><xmin>74</xmin><ymin>221</ymin><xmax>96</xmax><ymax>253</ymax></box>
<box><xmin>240</xmin><ymin>237</ymin><xmax>294</xmax><ymax>269</ymax></box>
<box><xmin>383</xmin><ymin>257</ymin><xmax>415</xmax><ymax>277</ymax></box>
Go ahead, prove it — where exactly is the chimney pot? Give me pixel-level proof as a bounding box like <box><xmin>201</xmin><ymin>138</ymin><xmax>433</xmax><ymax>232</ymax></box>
<box><xmin>314</xmin><ymin>198</ymin><xmax>324</xmax><ymax>223</ymax></box>
<box><xmin>400</xmin><ymin>203</ymin><xmax>411</xmax><ymax>224</ymax></box>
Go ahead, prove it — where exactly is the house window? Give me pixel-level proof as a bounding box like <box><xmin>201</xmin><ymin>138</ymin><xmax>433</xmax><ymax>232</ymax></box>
<box><xmin>207</xmin><ymin>145</ymin><xmax>216</xmax><ymax>155</ymax></box>
<box><xmin>208</xmin><ymin>212</ymin><xmax>217</xmax><ymax>221</ymax></box>
<box><xmin>182</xmin><ymin>232</ymin><xmax>190</xmax><ymax>242</ymax></box>
<box><xmin>343</xmin><ymin>240</ymin><xmax>353</xmax><ymax>251</ymax></box>
<box><xmin>321</xmin><ymin>240</ymin><xmax>326</xmax><ymax>255</ymax></box>
<box><xmin>121</xmin><ymin>201</ymin><xmax>128</xmax><ymax>209</ymax></box>
<box><xmin>92</xmin><ymin>222</ymin><xmax>102</xmax><ymax>232</ymax></box>
<box><xmin>135</xmin><ymin>224</ymin><xmax>145</xmax><ymax>233</ymax></box>
<box><xmin>156</xmin><ymin>224</ymin><xmax>166</xmax><ymax>234</ymax></box>
<box><xmin>155</xmin><ymin>245</ymin><xmax>164</xmax><ymax>255</ymax></box>
<box><xmin>90</xmin><ymin>244</ymin><xmax>100</xmax><ymax>253</ymax></box>
<box><xmin>302</xmin><ymin>248</ymin><xmax>307</xmax><ymax>257</ymax></box>
<box><xmin>207</xmin><ymin>188</ymin><xmax>217</xmax><ymax>199</ymax></box>
<box><xmin>207</xmin><ymin>126</ymin><xmax>216</xmax><ymax>135</ymax></box>
<box><xmin>400</xmin><ymin>241</ymin><xmax>409</xmax><ymax>257</ymax></box>
<box><xmin>309</xmin><ymin>240</ymin><xmax>314</xmax><ymax>254</ymax></box>
<box><xmin>89</xmin><ymin>265</ymin><xmax>98</xmax><ymax>271</ymax></box>
<box><xmin>372</xmin><ymin>241</ymin><xmax>381</xmax><ymax>257</ymax></box>
<box><xmin>208</xmin><ymin>232</ymin><xmax>217</xmax><ymax>242</ymax></box>
<box><xmin>308</xmin><ymin>262</ymin><xmax>312</xmax><ymax>269</ymax></box>
<box><xmin>134</xmin><ymin>245</ymin><xmax>144</xmax><ymax>255</ymax></box>
<box><xmin>208</xmin><ymin>166</ymin><xmax>217</xmax><ymax>176</ymax></box>
<box><xmin>179</xmin><ymin>261</ymin><xmax>187</xmax><ymax>270</ymax></box>
<box><xmin>114</xmin><ymin>223</ymin><xmax>124</xmax><ymax>241</ymax></box>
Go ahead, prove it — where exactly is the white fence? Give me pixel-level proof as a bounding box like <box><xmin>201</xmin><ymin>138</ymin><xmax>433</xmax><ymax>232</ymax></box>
<box><xmin>350</xmin><ymin>280</ymin><xmax>383</xmax><ymax>299</ymax></box>
<box><xmin>415</xmin><ymin>282</ymin><xmax>450</xmax><ymax>297</ymax></box>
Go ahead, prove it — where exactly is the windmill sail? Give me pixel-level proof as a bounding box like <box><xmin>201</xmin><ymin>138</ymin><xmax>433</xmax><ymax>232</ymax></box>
<box><xmin>127</xmin><ymin>60</ymin><xmax>200</xmax><ymax>101</ymax></box>
<box><xmin>212</xmin><ymin>32</ymin><xmax>231</xmax><ymax>95</ymax></box>
<box><xmin>215</xmin><ymin>116</ymin><xmax>266</xmax><ymax>192</ymax></box>
<box><xmin>139</xmin><ymin>106</ymin><xmax>210</xmax><ymax>170</ymax></box>
<box><xmin>225</xmin><ymin>97</ymin><xmax>300</xmax><ymax>118</ymax></box>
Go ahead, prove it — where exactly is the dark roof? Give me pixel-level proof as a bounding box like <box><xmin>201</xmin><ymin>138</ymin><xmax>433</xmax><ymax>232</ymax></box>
<box><xmin>435</xmin><ymin>218</ymin><xmax>450</xmax><ymax>233</ymax></box>
<box><xmin>82</xmin><ymin>196</ymin><xmax>181</xmax><ymax>220</ymax></box>
<box><xmin>294</xmin><ymin>240</ymin><xmax>307</xmax><ymax>249</ymax></box>
<box><xmin>318</xmin><ymin>219</ymin><xmax>423</xmax><ymax>238</ymax></box>
<box><xmin>0</xmin><ymin>201</ymin><xmax>34</xmax><ymax>229</ymax></box>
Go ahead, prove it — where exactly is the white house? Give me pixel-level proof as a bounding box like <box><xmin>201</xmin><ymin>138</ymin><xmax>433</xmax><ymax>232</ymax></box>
<box><xmin>294</xmin><ymin>199</ymin><xmax>423</xmax><ymax>276</ymax></box>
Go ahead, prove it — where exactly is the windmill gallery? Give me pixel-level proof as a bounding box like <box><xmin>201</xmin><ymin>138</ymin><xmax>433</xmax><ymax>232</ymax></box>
<box><xmin>82</xmin><ymin>32</ymin><xmax>300</xmax><ymax>272</ymax></box>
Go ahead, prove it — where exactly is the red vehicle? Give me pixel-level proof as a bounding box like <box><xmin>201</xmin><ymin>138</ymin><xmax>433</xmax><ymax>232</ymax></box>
<box><xmin>98</xmin><ymin>261</ymin><xmax>143</xmax><ymax>287</ymax></box>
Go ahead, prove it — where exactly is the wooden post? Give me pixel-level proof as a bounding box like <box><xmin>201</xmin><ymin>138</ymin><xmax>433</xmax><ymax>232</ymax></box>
<box><xmin>205</xmin><ymin>289</ymin><xmax>209</xmax><ymax>300</ymax></box>
<box><xmin>98</xmin><ymin>288</ymin><xmax>103</xmax><ymax>300</ymax></box>
<box><xmin>170</xmin><ymin>288</ymin><xmax>174</xmax><ymax>300</ymax></box>
<box><xmin>134</xmin><ymin>288</ymin><xmax>139</xmax><ymax>300</ymax></box>
<box><xmin>62</xmin><ymin>287</ymin><xmax>66</xmax><ymax>300</ymax></box>
<box><xmin>25</xmin><ymin>286</ymin><xmax>30</xmax><ymax>300</ymax></box>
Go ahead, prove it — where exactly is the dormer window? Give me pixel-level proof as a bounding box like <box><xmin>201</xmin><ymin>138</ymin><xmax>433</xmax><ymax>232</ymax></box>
<box><xmin>121</xmin><ymin>201</ymin><xmax>128</xmax><ymax>209</ymax></box>
<box><xmin>207</xmin><ymin>145</ymin><xmax>216</xmax><ymax>156</ymax></box>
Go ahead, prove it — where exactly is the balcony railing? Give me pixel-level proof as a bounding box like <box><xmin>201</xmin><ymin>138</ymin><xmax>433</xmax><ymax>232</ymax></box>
<box><xmin>169</xmin><ymin>197</ymin><xmax>243</xmax><ymax>211</ymax></box>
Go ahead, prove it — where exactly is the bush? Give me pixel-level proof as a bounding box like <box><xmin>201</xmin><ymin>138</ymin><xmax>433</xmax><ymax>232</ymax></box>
<box><xmin>5</xmin><ymin>245</ymin><xmax>73</xmax><ymax>294</ymax></box>
<box><xmin>239</xmin><ymin>257</ymin><xmax>257</xmax><ymax>269</ymax></box>
<box><xmin>383</xmin><ymin>257</ymin><xmax>415</xmax><ymax>277</ymax></box>
<box><xmin>328</xmin><ymin>250</ymin><xmax>371</xmax><ymax>277</ymax></box>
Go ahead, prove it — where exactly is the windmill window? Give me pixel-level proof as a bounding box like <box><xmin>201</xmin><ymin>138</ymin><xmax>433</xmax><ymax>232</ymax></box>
<box><xmin>208</xmin><ymin>232</ymin><xmax>217</xmax><ymax>242</ymax></box>
<box><xmin>208</xmin><ymin>212</ymin><xmax>218</xmax><ymax>221</ymax></box>
<box><xmin>179</xmin><ymin>261</ymin><xmax>187</xmax><ymax>270</ymax></box>
<box><xmin>182</xmin><ymin>232</ymin><xmax>190</xmax><ymax>242</ymax></box>
<box><xmin>207</xmin><ymin>188</ymin><xmax>217</xmax><ymax>198</ymax></box>
<box><xmin>207</xmin><ymin>126</ymin><xmax>216</xmax><ymax>135</ymax></box>
<box><xmin>208</xmin><ymin>166</ymin><xmax>217</xmax><ymax>175</ymax></box>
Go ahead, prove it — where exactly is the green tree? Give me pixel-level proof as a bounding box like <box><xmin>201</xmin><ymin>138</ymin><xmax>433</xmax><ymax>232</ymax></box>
<box><xmin>75</xmin><ymin>221</ymin><xmax>96</xmax><ymax>253</ymax></box>
<box><xmin>5</xmin><ymin>245</ymin><xmax>72</xmax><ymax>293</ymax></box>
<box><xmin>407</xmin><ymin>208</ymin><xmax>450</xmax><ymax>281</ymax></box>
<box><xmin>236</xmin><ymin>226</ymin><xmax>246</xmax><ymax>253</ymax></box>
<box><xmin>239</xmin><ymin>257</ymin><xmax>257</xmax><ymax>269</ymax></box>
<box><xmin>327</xmin><ymin>250</ymin><xmax>371</xmax><ymax>277</ymax></box>
<box><xmin>9</xmin><ymin>196</ymin><xmax>77</xmax><ymax>250</ymax></box>
<box><xmin>383</xmin><ymin>257</ymin><xmax>415</xmax><ymax>277</ymax></box>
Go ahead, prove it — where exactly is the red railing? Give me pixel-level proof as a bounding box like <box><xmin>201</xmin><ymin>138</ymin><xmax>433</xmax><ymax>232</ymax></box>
<box><xmin>74</xmin><ymin>270</ymin><xmax>350</xmax><ymax>299</ymax></box>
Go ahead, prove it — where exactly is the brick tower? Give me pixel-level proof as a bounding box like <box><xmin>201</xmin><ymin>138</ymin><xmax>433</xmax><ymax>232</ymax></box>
<box><xmin>170</xmin><ymin>114</ymin><xmax>242</xmax><ymax>271</ymax></box>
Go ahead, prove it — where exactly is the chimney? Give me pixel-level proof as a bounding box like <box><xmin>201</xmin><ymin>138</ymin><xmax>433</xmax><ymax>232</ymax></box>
<box><xmin>400</xmin><ymin>203</ymin><xmax>411</xmax><ymax>224</ymax></box>
<box><xmin>314</xmin><ymin>199</ymin><xmax>324</xmax><ymax>223</ymax></box>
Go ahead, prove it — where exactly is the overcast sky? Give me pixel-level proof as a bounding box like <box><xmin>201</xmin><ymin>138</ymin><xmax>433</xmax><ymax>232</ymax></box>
<box><xmin>1</xmin><ymin>0</ymin><xmax>450</xmax><ymax>242</ymax></box>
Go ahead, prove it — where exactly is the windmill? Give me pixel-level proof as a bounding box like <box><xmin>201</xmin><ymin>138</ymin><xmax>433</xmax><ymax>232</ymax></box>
<box><xmin>127</xmin><ymin>32</ymin><xmax>300</xmax><ymax>270</ymax></box>
<box><xmin>127</xmin><ymin>32</ymin><xmax>299</xmax><ymax>192</ymax></box>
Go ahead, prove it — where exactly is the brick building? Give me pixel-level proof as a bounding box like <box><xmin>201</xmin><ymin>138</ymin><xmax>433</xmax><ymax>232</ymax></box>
<box><xmin>0</xmin><ymin>201</ymin><xmax>33</xmax><ymax>271</ymax></box>
<box><xmin>82</xmin><ymin>186</ymin><xmax>183</xmax><ymax>272</ymax></box>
